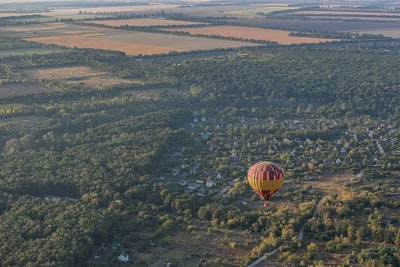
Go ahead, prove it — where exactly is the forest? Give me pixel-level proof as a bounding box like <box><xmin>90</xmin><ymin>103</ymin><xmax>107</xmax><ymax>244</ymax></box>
<box><xmin>1</xmin><ymin>5</ymin><xmax>400</xmax><ymax>266</ymax></box>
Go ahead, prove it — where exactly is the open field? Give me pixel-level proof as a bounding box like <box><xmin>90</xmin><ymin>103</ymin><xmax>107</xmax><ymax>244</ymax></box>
<box><xmin>23</xmin><ymin>66</ymin><xmax>138</xmax><ymax>89</ymax></box>
<box><xmin>0</xmin><ymin>13</ymin><xmax>105</xmax><ymax>22</ymax></box>
<box><xmin>228</xmin><ymin>16</ymin><xmax>400</xmax><ymax>34</ymax></box>
<box><xmin>1</xmin><ymin>2</ymin><xmax>399</xmax><ymax>52</ymax></box>
<box><xmin>293</xmin><ymin>10</ymin><xmax>400</xmax><ymax>17</ymax></box>
<box><xmin>0</xmin><ymin>2</ymin><xmax>295</xmax><ymax>21</ymax></box>
<box><xmin>348</xmin><ymin>28</ymin><xmax>400</xmax><ymax>38</ymax></box>
<box><xmin>0</xmin><ymin>22</ymin><xmax>108</xmax><ymax>36</ymax></box>
<box><xmin>306</xmin><ymin>16</ymin><xmax>400</xmax><ymax>22</ymax></box>
<box><xmin>44</xmin><ymin>4</ymin><xmax>180</xmax><ymax>17</ymax></box>
<box><xmin>0</xmin><ymin>82</ymin><xmax>52</xmax><ymax>97</ymax></box>
<box><xmin>167</xmin><ymin>3</ymin><xmax>296</xmax><ymax>18</ymax></box>
<box><xmin>0</xmin><ymin>23</ymin><xmax>258</xmax><ymax>56</ymax></box>
<box><xmin>0</xmin><ymin>2</ymin><xmax>293</xmax><ymax>20</ymax></box>
<box><xmin>87</xmin><ymin>18</ymin><xmax>205</xmax><ymax>27</ymax></box>
<box><xmin>205</xmin><ymin>4</ymin><xmax>296</xmax><ymax>19</ymax></box>
<box><xmin>31</xmin><ymin>3</ymin><xmax>294</xmax><ymax>19</ymax></box>
<box><xmin>303</xmin><ymin>174</ymin><xmax>355</xmax><ymax>195</ymax></box>
<box><xmin>0</xmin><ymin>115</ymin><xmax>47</xmax><ymax>130</ymax></box>
<box><xmin>164</xmin><ymin>25</ymin><xmax>338</xmax><ymax>45</ymax></box>
<box><xmin>0</xmin><ymin>12</ymin><xmax>35</xmax><ymax>17</ymax></box>
<box><xmin>0</xmin><ymin>47</ymin><xmax>66</xmax><ymax>57</ymax></box>
<box><xmin>289</xmin><ymin>10</ymin><xmax>400</xmax><ymax>24</ymax></box>
<box><xmin>26</xmin><ymin>34</ymin><xmax>256</xmax><ymax>56</ymax></box>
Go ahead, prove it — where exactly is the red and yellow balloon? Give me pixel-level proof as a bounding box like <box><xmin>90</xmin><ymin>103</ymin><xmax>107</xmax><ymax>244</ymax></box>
<box><xmin>247</xmin><ymin>161</ymin><xmax>284</xmax><ymax>206</ymax></box>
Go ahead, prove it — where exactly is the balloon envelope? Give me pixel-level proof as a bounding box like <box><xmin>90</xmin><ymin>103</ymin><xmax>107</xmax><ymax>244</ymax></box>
<box><xmin>247</xmin><ymin>161</ymin><xmax>284</xmax><ymax>205</ymax></box>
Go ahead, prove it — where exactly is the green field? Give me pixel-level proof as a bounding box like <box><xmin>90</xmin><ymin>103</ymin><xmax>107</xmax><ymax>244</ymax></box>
<box><xmin>224</xmin><ymin>5</ymin><xmax>297</xmax><ymax>18</ymax></box>
<box><xmin>0</xmin><ymin>47</ymin><xmax>66</xmax><ymax>57</ymax></box>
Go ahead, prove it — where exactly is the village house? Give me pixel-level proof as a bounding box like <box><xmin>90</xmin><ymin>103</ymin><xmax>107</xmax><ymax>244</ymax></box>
<box><xmin>118</xmin><ymin>252</ymin><xmax>129</xmax><ymax>263</ymax></box>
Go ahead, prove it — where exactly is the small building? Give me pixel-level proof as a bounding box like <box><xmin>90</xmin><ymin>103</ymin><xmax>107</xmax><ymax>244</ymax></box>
<box><xmin>118</xmin><ymin>252</ymin><xmax>129</xmax><ymax>263</ymax></box>
<box><xmin>93</xmin><ymin>255</ymin><xmax>101</xmax><ymax>261</ymax></box>
<box><xmin>206</xmin><ymin>180</ymin><xmax>215</xmax><ymax>188</ymax></box>
<box><xmin>111</xmin><ymin>241</ymin><xmax>121</xmax><ymax>249</ymax></box>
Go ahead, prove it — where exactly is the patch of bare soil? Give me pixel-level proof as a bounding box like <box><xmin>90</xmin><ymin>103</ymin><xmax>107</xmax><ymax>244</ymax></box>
<box><xmin>303</xmin><ymin>174</ymin><xmax>357</xmax><ymax>195</ymax></box>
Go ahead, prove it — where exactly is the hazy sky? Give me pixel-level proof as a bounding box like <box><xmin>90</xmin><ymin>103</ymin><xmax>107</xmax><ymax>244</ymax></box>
<box><xmin>1</xmin><ymin>0</ymin><xmax>86</xmax><ymax>1</ymax></box>
<box><xmin>0</xmin><ymin>0</ymin><xmax>75</xmax><ymax>3</ymax></box>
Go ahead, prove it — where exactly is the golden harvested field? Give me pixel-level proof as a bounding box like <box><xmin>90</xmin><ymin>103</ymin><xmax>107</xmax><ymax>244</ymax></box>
<box><xmin>26</xmin><ymin>34</ymin><xmax>257</xmax><ymax>56</ymax></box>
<box><xmin>88</xmin><ymin>18</ymin><xmax>205</xmax><ymax>27</ymax></box>
<box><xmin>23</xmin><ymin>66</ymin><xmax>138</xmax><ymax>89</ymax></box>
<box><xmin>28</xmin><ymin>34</ymin><xmax>177</xmax><ymax>55</ymax></box>
<box><xmin>164</xmin><ymin>25</ymin><xmax>338</xmax><ymax>45</ymax></box>
<box><xmin>3</xmin><ymin>23</ymin><xmax>258</xmax><ymax>55</ymax></box>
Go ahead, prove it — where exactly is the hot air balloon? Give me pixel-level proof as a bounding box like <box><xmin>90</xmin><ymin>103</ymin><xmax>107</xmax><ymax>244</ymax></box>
<box><xmin>247</xmin><ymin>161</ymin><xmax>284</xmax><ymax>206</ymax></box>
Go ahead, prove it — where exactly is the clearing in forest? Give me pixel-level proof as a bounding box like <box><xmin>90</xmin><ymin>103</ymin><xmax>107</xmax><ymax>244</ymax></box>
<box><xmin>302</xmin><ymin>174</ymin><xmax>355</xmax><ymax>195</ymax></box>
<box><xmin>0</xmin><ymin>82</ymin><xmax>52</xmax><ymax>97</ymax></box>
<box><xmin>23</xmin><ymin>66</ymin><xmax>138</xmax><ymax>89</ymax></box>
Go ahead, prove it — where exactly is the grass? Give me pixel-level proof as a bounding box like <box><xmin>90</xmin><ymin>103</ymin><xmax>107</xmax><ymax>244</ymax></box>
<box><xmin>0</xmin><ymin>14</ymin><xmax>108</xmax><ymax>23</ymax></box>
<box><xmin>88</xmin><ymin>18</ymin><xmax>205</xmax><ymax>27</ymax></box>
<box><xmin>0</xmin><ymin>115</ymin><xmax>47</xmax><ymax>130</ymax></box>
<box><xmin>0</xmin><ymin>82</ymin><xmax>52</xmax><ymax>97</ymax></box>
<box><xmin>23</xmin><ymin>66</ymin><xmax>138</xmax><ymax>89</ymax></box>
<box><xmin>0</xmin><ymin>47</ymin><xmax>66</xmax><ymax>57</ymax></box>
<box><xmin>349</xmin><ymin>28</ymin><xmax>400</xmax><ymax>38</ymax></box>
<box><xmin>224</xmin><ymin>5</ymin><xmax>297</xmax><ymax>18</ymax></box>
<box><xmin>0</xmin><ymin>103</ymin><xmax>23</xmax><ymax>114</ymax></box>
